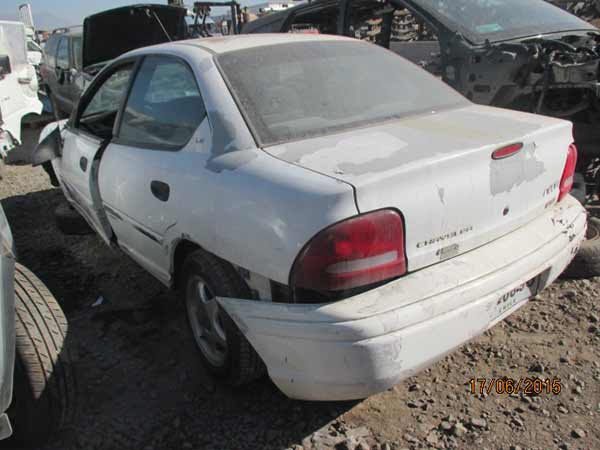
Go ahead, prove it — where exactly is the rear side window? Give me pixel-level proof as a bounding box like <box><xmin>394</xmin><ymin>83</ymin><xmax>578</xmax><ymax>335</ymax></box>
<box><xmin>56</xmin><ymin>37</ymin><xmax>69</xmax><ymax>68</ymax></box>
<box><xmin>118</xmin><ymin>56</ymin><xmax>206</xmax><ymax>150</ymax></box>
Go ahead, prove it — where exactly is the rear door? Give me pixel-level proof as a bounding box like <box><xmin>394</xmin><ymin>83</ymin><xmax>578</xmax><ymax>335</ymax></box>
<box><xmin>56</xmin><ymin>60</ymin><xmax>136</xmax><ymax>244</ymax></box>
<box><xmin>98</xmin><ymin>55</ymin><xmax>209</xmax><ymax>283</ymax></box>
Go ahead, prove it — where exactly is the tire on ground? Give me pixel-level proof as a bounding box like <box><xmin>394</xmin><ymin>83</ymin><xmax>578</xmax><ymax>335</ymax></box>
<box><xmin>55</xmin><ymin>201</ymin><xmax>92</xmax><ymax>235</ymax></box>
<box><xmin>563</xmin><ymin>216</ymin><xmax>600</xmax><ymax>279</ymax></box>
<box><xmin>9</xmin><ymin>263</ymin><xmax>76</xmax><ymax>446</ymax></box>
<box><xmin>181</xmin><ymin>249</ymin><xmax>265</xmax><ymax>386</ymax></box>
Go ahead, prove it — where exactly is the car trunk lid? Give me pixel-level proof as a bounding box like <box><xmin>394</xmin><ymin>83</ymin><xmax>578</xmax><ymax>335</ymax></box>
<box><xmin>82</xmin><ymin>4</ymin><xmax>187</xmax><ymax>70</ymax></box>
<box><xmin>264</xmin><ymin>104</ymin><xmax>573</xmax><ymax>272</ymax></box>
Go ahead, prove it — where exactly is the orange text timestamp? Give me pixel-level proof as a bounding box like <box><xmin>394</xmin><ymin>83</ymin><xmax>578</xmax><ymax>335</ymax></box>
<box><xmin>469</xmin><ymin>377</ymin><xmax>562</xmax><ymax>396</ymax></box>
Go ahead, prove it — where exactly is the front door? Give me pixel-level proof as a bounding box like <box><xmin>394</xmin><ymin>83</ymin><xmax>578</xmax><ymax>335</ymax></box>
<box><xmin>57</xmin><ymin>61</ymin><xmax>136</xmax><ymax>244</ymax></box>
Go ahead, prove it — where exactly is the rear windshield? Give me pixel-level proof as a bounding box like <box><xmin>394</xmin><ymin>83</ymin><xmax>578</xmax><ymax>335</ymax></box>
<box><xmin>411</xmin><ymin>0</ymin><xmax>596</xmax><ymax>44</ymax></box>
<box><xmin>216</xmin><ymin>41</ymin><xmax>468</xmax><ymax>146</ymax></box>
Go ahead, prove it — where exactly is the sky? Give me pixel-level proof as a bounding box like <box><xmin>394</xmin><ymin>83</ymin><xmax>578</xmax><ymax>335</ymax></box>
<box><xmin>0</xmin><ymin>0</ymin><xmax>263</xmax><ymax>29</ymax></box>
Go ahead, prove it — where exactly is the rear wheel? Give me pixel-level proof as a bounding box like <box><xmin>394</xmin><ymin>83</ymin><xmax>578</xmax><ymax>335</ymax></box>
<box><xmin>8</xmin><ymin>264</ymin><xmax>76</xmax><ymax>446</ymax></box>
<box><xmin>563</xmin><ymin>217</ymin><xmax>600</xmax><ymax>279</ymax></box>
<box><xmin>181</xmin><ymin>249</ymin><xmax>264</xmax><ymax>386</ymax></box>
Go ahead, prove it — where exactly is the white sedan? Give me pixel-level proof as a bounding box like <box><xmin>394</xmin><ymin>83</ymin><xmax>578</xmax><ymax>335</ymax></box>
<box><xmin>35</xmin><ymin>34</ymin><xmax>586</xmax><ymax>401</ymax></box>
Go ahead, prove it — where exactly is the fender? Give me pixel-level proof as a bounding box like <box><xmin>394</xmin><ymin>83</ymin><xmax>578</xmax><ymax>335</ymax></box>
<box><xmin>31</xmin><ymin>126</ymin><xmax>62</xmax><ymax>167</ymax></box>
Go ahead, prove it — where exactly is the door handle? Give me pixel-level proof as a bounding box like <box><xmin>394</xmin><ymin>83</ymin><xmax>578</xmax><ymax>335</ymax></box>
<box><xmin>150</xmin><ymin>180</ymin><xmax>170</xmax><ymax>202</ymax></box>
<box><xmin>79</xmin><ymin>157</ymin><xmax>88</xmax><ymax>171</ymax></box>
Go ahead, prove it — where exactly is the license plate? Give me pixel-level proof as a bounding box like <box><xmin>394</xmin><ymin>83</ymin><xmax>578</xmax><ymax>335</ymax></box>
<box><xmin>493</xmin><ymin>275</ymin><xmax>541</xmax><ymax>319</ymax></box>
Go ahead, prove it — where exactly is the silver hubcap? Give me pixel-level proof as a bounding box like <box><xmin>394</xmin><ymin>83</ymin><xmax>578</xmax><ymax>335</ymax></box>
<box><xmin>185</xmin><ymin>276</ymin><xmax>227</xmax><ymax>367</ymax></box>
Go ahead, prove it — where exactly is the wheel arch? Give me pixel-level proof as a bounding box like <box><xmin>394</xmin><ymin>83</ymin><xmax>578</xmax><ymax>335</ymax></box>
<box><xmin>169</xmin><ymin>237</ymin><xmax>254</xmax><ymax>295</ymax></box>
<box><xmin>170</xmin><ymin>237</ymin><xmax>203</xmax><ymax>290</ymax></box>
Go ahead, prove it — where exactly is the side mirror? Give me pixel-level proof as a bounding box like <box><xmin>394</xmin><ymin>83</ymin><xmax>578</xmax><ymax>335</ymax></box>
<box><xmin>0</xmin><ymin>55</ymin><xmax>11</xmax><ymax>78</ymax></box>
<box><xmin>31</xmin><ymin>126</ymin><xmax>62</xmax><ymax>166</ymax></box>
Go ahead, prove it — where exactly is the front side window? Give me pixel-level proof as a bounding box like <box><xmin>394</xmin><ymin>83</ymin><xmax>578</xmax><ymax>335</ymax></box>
<box><xmin>79</xmin><ymin>64</ymin><xmax>134</xmax><ymax>138</ymax></box>
<box><xmin>56</xmin><ymin>37</ymin><xmax>69</xmax><ymax>68</ymax></box>
<box><xmin>216</xmin><ymin>41</ymin><xmax>467</xmax><ymax>146</ymax></box>
<box><xmin>118</xmin><ymin>56</ymin><xmax>206</xmax><ymax>150</ymax></box>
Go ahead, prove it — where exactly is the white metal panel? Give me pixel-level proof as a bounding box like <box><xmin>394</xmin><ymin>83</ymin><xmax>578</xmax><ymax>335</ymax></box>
<box><xmin>266</xmin><ymin>104</ymin><xmax>574</xmax><ymax>273</ymax></box>
<box><xmin>218</xmin><ymin>196</ymin><xmax>586</xmax><ymax>400</ymax></box>
<box><xmin>59</xmin><ymin>129</ymin><xmax>113</xmax><ymax>244</ymax></box>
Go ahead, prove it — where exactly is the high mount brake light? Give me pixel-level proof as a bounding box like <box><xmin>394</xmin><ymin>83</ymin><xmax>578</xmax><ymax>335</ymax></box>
<box><xmin>290</xmin><ymin>209</ymin><xmax>407</xmax><ymax>291</ymax></box>
<box><xmin>492</xmin><ymin>142</ymin><xmax>523</xmax><ymax>160</ymax></box>
<box><xmin>558</xmin><ymin>144</ymin><xmax>577</xmax><ymax>202</ymax></box>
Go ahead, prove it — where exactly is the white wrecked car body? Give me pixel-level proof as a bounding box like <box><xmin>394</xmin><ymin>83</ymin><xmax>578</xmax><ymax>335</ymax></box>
<box><xmin>0</xmin><ymin>21</ymin><xmax>42</xmax><ymax>155</ymax></box>
<box><xmin>40</xmin><ymin>34</ymin><xmax>586</xmax><ymax>400</ymax></box>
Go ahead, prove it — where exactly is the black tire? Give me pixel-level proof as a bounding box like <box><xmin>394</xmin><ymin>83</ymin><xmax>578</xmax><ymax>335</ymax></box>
<box><xmin>181</xmin><ymin>249</ymin><xmax>265</xmax><ymax>386</ymax></box>
<box><xmin>54</xmin><ymin>201</ymin><xmax>92</xmax><ymax>235</ymax></box>
<box><xmin>563</xmin><ymin>217</ymin><xmax>600</xmax><ymax>279</ymax></box>
<box><xmin>570</xmin><ymin>172</ymin><xmax>586</xmax><ymax>206</ymax></box>
<box><xmin>9</xmin><ymin>264</ymin><xmax>76</xmax><ymax>446</ymax></box>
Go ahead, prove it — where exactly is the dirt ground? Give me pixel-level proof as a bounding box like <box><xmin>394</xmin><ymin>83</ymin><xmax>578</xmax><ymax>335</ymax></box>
<box><xmin>1</xmin><ymin>125</ymin><xmax>599</xmax><ymax>450</ymax></box>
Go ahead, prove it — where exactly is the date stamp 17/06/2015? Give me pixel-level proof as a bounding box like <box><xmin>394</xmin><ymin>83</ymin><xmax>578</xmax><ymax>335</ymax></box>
<box><xmin>469</xmin><ymin>378</ymin><xmax>562</xmax><ymax>396</ymax></box>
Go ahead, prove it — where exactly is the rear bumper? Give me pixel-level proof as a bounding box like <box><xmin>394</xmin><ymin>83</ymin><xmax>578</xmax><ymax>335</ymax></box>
<box><xmin>218</xmin><ymin>196</ymin><xmax>587</xmax><ymax>401</ymax></box>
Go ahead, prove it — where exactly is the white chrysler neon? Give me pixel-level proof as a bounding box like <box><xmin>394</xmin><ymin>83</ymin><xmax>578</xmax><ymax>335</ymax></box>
<box><xmin>35</xmin><ymin>34</ymin><xmax>585</xmax><ymax>401</ymax></box>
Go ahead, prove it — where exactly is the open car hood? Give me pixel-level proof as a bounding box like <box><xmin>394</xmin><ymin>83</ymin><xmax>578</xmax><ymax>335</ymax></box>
<box><xmin>82</xmin><ymin>4</ymin><xmax>187</xmax><ymax>70</ymax></box>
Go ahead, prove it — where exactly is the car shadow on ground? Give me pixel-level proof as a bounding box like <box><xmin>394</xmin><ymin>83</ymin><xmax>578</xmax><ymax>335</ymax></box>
<box><xmin>2</xmin><ymin>186</ymin><xmax>358</xmax><ymax>450</ymax></box>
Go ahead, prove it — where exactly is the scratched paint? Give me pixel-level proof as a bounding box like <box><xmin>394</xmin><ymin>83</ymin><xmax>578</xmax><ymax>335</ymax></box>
<box><xmin>489</xmin><ymin>143</ymin><xmax>545</xmax><ymax>195</ymax></box>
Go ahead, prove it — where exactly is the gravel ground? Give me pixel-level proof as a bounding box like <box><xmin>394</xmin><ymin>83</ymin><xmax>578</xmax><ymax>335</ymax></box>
<box><xmin>1</xmin><ymin>126</ymin><xmax>599</xmax><ymax>450</ymax></box>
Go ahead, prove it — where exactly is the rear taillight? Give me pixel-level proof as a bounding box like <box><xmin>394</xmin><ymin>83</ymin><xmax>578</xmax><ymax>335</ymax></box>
<box><xmin>558</xmin><ymin>143</ymin><xmax>577</xmax><ymax>202</ymax></box>
<box><xmin>290</xmin><ymin>209</ymin><xmax>406</xmax><ymax>291</ymax></box>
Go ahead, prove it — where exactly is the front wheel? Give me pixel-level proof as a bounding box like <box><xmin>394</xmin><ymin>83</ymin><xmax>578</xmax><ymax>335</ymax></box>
<box><xmin>8</xmin><ymin>264</ymin><xmax>76</xmax><ymax>446</ymax></box>
<box><xmin>181</xmin><ymin>249</ymin><xmax>264</xmax><ymax>386</ymax></box>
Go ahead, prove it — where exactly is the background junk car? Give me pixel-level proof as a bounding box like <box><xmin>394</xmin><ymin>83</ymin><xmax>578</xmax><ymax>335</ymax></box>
<box><xmin>243</xmin><ymin>0</ymin><xmax>600</xmax><ymax>277</ymax></box>
<box><xmin>35</xmin><ymin>34</ymin><xmax>586</xmax><ymax>400</ymax></box>
<box><xmin>41</xmin><ymin>3</ymin><xmax>188</xmax><ymax>120</ymax></box>
<box><xmin>0</xmin><ymin>21</ymin><xmax>42</xmax><ymax>156</ymax></box>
